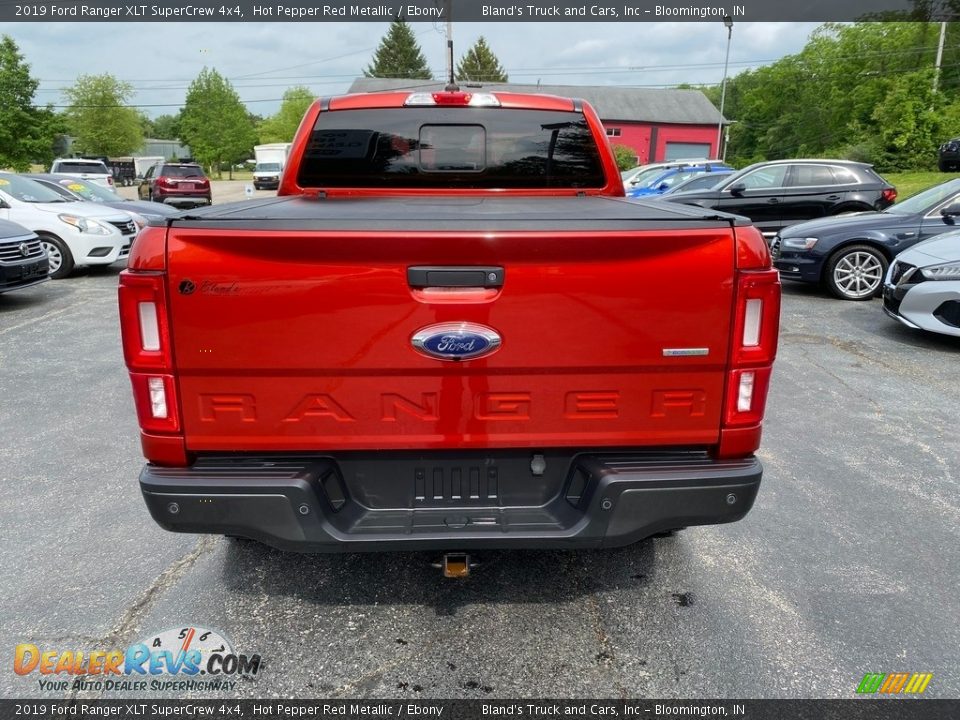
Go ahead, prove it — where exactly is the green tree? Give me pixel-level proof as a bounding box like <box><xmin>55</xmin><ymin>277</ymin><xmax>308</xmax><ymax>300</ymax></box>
<box><xmin>63</xmin><ymin>74</ymin><xmax>143</xmax><ymax>156</ymax></box>
<box><xmin>258</xmin><ymin>86</ymin><xmax>314</xmax><ymax>143</ymax></box>
<box><xmin>179</xmin><ymin>67</ymin><xmax>256</xmax><ymax>179</ymax></box>
<box><xmin>455</xmin><ymin>37</ymin><xmax>508</xmax><ymax>83</ymax></box>
<box><xmin>150</xmin><ymin>113</ymin><xmax>181</xmax><ymax>140</ymax></box>
<box><xmin>611</xmin><ymin>143</ymin><xmax>637</xmax><ymax>171</ymax></box>
<box><xmin>0</xmin><ymin>35</ymin><xmax>60</xmax><ymax>170</ymax></box>
<box><xmin>364</xmin><ymin>20</ymin><xmax>431</xmax><ymax>79</ymax></box>
<box><xmin>717</xmin><ymin>21</ymin><xmax>960</xmax><ymax>171</ymax></box>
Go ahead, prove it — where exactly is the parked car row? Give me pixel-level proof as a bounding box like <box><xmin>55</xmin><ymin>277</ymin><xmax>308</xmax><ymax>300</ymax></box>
<box><xmin>621</xmin><ymin>156</ymin><xmax>960</xmax><ymax>336</ymax></box>
<box><xmin>0</xmin><ymin>159</ymin><xmax>213</xmax><ymax>290</ymax></box>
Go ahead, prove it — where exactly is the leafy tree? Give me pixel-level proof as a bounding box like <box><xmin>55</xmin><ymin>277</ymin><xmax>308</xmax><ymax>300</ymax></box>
<box><xmin>456</xmin><ymin>37</ymin><xmax>508</xmax><ymax>83</ymax></box>
<box><xmin>63</xmin><ymin>74</ymin><xmax>143</xmax><ymax>156</ymax></box>
<box><xmin>179</xmin><ymin>67</ymin><xmax>256</xmax><ymax>178</ymax></box>
<box><xmin>258</xmin><ymin>86</ymin><xmax>314</xmax><ymax>143</ymax></box>
<box><xmin>0</xmin><ymin>35</ymin><xmax>61</xmax><ymax>170</ymax></box>
<box><xmin>717</xmin><ymin>21</ymin><xmax>960</xmax><ymax>171</ymax></box>
<box><xmin>150</xmin><ymin>113</ymin><xmax>181</xmax><ymax>140</ymax></box>
<box><xmin>364</xmin><ymin>20</ymin><xmax>431</xmax><ymax>79</ymax></box>
<box><xmin>611</xmin><ymin>143</ymin><xmax>637</xmax><ymax>171</ymax></box>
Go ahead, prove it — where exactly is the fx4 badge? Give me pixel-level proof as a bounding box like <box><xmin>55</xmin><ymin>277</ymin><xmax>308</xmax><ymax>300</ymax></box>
<box><xmin>411</xmin><ymin>323</ymin><xmax>501</xmax><ymax>362</ymax></box>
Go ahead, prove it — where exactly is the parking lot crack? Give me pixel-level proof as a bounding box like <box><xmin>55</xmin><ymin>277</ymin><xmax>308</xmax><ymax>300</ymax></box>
<box><xmin>62</xmin><ymin>535</ymin><xmax>217</xmax><ymax>701</ymax></box>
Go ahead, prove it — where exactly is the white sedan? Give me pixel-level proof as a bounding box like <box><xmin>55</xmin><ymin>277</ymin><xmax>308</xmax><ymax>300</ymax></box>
<box><xmin>883</xmin><ymin>230</ymin><xmax>960</xmax><ymax>337</ymax></box>
<box><xmin>0</xmin><ymin>173</ymin><xmax>137</xmax><ymax>278</ymax></box>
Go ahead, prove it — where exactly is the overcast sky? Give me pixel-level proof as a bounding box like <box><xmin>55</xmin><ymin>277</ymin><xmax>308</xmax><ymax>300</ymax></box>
<box><xmin>8</xmin><ymin>22</ymin><xmax>820</xmax><ymax>118</ymax></box>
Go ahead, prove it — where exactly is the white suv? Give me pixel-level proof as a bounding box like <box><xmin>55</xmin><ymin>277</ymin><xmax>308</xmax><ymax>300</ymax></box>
<box><xmin>49</xmin><ymin>158</ymin><xmax>115</xmax><ymax>189</ymax></box>
<box><xmin>0</xmin><ymin>173</ymin><xmax>136</xmax><ymax>278</ymax></box>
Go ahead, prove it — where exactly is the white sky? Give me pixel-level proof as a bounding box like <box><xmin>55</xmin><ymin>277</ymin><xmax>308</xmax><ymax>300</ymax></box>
<box><xmin>9</xmin><ymin>21</ymin><xmax>820</xmax><ymax>117</ymax></box>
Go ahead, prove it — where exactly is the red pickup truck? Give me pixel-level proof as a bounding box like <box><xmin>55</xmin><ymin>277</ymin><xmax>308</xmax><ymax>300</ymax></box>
<box><xmin>119</xmin><ymin>89</ymin><xmax>780</xmax><ymax>554</ymax></box>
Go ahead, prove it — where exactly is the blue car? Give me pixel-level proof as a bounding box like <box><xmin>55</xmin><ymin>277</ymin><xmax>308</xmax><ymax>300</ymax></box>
<box><xmin>773</xmin><ymin>178</ymin><xmax>960</xmax><ymax>300</ymax></box>
<box><xmin>626</xmin><ymin>163</ymin><xmax>734</xmax><ymax>198</ymax></box>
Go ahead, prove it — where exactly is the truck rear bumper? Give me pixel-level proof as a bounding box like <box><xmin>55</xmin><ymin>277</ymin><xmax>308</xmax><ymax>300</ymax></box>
<box><xmin>139</xmin><ymin>451</ymin><xmax>761</xmax><ymax>552</ymax></box>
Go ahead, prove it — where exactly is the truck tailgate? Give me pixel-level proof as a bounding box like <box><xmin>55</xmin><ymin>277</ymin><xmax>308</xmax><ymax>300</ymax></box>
<box><xmin>164</xmin><ymin>196</ymin><xmax>737</xmax><ymax>452</ymax></box>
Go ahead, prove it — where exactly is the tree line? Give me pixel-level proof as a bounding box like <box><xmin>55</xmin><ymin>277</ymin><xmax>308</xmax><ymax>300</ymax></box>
<box><xmin>8</xmin><ymin>20</ymin><xmax>955</xmax><ymax>176</ymax></box>
<box><xmin>0</xmin><ymin>21</ymin><xmax>508</xmax><ymax>175</ymax></box>
<box><xmin>704</xmin><ymin>21</ymin><xmax>960</xmax><ymax>171</ymax></box>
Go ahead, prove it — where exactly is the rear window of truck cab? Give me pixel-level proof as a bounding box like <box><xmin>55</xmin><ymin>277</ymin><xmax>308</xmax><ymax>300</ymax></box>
<box><xmin>297</xmin><ymin>108</ymin><xmax>605</xmax><ymax>189</ymax></box>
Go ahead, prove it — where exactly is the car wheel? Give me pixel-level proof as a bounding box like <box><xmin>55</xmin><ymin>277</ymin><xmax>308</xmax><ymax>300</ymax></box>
<box><xmin>39</xmin><ymin>234</ymin><xmax>75</xmax><ymax>279</ymax></box>
<box><xmin>939</xmin><ymin>161</ymin><xmax>951</xmax><ymax>172</ymax></box>
<box><xmin>825</xmin><ymin>244</ymin><xmax>888</xmax><ymax>301</ymax></box>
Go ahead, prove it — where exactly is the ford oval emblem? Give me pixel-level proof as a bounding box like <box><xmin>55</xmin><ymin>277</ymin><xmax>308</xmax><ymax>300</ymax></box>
<box><xmin>411</xmin><ymin>323</ymin><xmax>501</xmax><ymax>361</ymax></box>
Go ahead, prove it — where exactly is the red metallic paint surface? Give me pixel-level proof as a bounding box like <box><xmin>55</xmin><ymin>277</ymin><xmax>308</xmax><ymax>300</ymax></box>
<box><xmin>121</xmin><ymin>94</ymin><xmax>781</xmax><ymax>466</ymax></box>
<box><xmin>163</xmin><ymin>227</ymin><xmax>735</xmax><ymax>453</ymax></box>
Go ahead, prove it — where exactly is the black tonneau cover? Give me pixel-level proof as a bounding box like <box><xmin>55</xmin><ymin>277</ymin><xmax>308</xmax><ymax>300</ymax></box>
<box><xmin>164</xmin><ymin>195</ymin><xmax>749</xmax><ymax>232</ymax></box>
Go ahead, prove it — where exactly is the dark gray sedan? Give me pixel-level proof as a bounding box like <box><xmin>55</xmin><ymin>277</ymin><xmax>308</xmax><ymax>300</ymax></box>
<box><xmin>24</xmin><ymin>174</ymin><xmax>179</xmax><ymax>225</ymax></box>
<box><xmin>0</xmin><ymin>218</ymin><xmax>48</xmax><ymax>293</ymax></box>
<box><xmin>772</xmin><ymin>178</ymin><xmax>960</xmax><ymax>300</ymax></box>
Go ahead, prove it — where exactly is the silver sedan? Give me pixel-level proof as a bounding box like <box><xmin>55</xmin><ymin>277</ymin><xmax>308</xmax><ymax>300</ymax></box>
<box><xmin>883</xmin><ymin>231</ymin><xmax>960</xmax><ymax>337</ymax></box>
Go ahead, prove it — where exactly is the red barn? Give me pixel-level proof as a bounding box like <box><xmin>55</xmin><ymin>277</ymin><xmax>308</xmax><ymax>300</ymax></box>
<box><xmin>348</xmin><ymin>78</ymin><xmax>726</xmax><ymax>165</ymax></box>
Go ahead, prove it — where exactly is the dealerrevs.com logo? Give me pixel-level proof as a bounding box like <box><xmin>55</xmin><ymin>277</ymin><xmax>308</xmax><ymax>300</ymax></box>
<box><xmin>14</xmin><ymin>626</ymin><xmax>262</xmax><ymax>692</ymax></box>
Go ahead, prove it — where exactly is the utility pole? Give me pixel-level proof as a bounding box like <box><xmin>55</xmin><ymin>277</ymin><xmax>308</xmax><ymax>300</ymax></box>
<box><xmin>933</xmin><ymin>20</ymin><xmax>947</xmax><ymax>95</ymax></box>
<box><xmin>715</xmin><ymin>16</ymin><xmax>734</xmax><ymax>161</ymax></box>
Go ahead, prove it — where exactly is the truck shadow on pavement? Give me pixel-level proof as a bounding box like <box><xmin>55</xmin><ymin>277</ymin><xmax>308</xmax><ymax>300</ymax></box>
<box><xmin>216</xmin><ymin>537</ymin><xmax>676</xmax><ymax>615</ymax></box>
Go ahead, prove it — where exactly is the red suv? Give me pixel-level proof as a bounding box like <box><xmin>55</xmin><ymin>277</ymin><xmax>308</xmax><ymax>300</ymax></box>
<box><xmin>138</xmin><ymin>162</ymin><xmax>211</xmax><ymax>208</ymax></box>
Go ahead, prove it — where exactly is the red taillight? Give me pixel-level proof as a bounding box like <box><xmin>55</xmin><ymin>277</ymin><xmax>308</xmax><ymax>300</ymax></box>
<box><xmin>129</xmin><ymin>373</ymin><xmax>180</xmax><ymax>433</ymax></box>
<box><xmin>882</xmin><ymin>188</ymin><xmax>897</xmax><ymax>204</ymax></box>
<box><xmin>107</xmin><ymin>176</ymin><xmax>114</xmax><ymax>187</ymax></box>
<box><xmin>156</xmin><ymin>176</ymin><xmax>172</xmax><ymax>188</ymax></box>
<box><xmin>722</xmin><ymin>269</ymin><xmax>781</xmax><ymax>431</ymax></box>
<box><xmin>119</xmin><ymin>271</ymin><xmax>172</xmax><ymax>371</ymax></box>
<box><xmin>120</xmin><ymin>271</ymin><xmax>180</xmax><ymax>434</ymax></box>
<box><xmin>432</xmin><ymin>91</ymin><xmax>472</xmax><ymax>106</ymax></box>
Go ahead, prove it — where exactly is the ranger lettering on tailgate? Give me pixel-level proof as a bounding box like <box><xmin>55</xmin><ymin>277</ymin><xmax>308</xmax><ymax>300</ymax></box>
<box><xmin>119</xmin><ymin>86</ymin><xmax>780</xmax><ymax>557</ymax></box>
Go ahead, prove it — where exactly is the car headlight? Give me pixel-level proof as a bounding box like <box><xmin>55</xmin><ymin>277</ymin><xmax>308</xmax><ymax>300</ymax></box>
<box><xmin>127</xmin><ymin>211</ymin><xmax>147</xmax><ymax>230</ymax></box>
<box><xmin>780</xmin><ymin>237</ymin><xmax>818</xmax><ymax>250</ymax></box>
<box><xmin>920</xmin><ymin>261</ymin><xmax>960</xmax><ymax>280</ymax></box>
<box><xmin>58</xmin><ymin>214</ymin><xmax>111</xmax><ymax>235</ymax></box>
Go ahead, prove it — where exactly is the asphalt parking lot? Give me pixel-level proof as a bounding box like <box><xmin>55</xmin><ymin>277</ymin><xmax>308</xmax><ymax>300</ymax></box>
<box><xmin>1</xmin><ymin>246</ymin><xmax>959</xmax><ymax>699</ymax></box>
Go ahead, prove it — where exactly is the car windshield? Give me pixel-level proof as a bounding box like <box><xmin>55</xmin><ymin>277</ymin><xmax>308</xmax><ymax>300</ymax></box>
<box><xmin>886</xmin><ymin>180</ymin><xmax>960</xmax><ymax>215</ymax></box>
<box><xmin>671</xmin><ymin>173</ymin><xmax>730</xmax><ymax>193</ymax></box>
<box><xmin>55</xmin><ymin>161</ymin><xmax>109</xmax><ymax>174</ymax></box>
<box><xmin>0</xmin><ymin>174</ymin><xmax>69</xmax><ymax>203</ymax></box>
<box><xmin>162</xmin><ymin>165</ymin><xmax>205</xmax><ymax>178</ymax></box>
<box><xmin>626</xmin><ymin>167</ymin><xmax>669</xmax><ymax>186</ymax></box>
<box><xmin>57</xmin><ymin>179</ymin><xmax>123</xmax><ymax>202</ymax></box>
<box><xmin>256</xmin><ymin>163</ymin><xmax>281</xmax><ymax>172</ymax></box>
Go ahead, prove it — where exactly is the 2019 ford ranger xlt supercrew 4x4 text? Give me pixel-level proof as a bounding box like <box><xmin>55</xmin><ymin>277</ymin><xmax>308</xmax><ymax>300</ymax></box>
<box><xmin>119</xmin><ymin>90</ymin><xmax>781</xmax><ymax>553</ymax></box>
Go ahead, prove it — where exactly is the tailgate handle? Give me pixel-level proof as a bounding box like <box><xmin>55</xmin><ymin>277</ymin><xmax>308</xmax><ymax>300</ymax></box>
<box><xmin>407</xmin><ymin>266</ymin><xmax>504</xmax><ymax>288</ymax></box>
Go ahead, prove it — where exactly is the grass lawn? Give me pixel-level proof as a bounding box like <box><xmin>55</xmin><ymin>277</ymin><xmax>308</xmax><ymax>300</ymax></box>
<box><xmin>885</xmin><ymin>171</ymin><xmax>960</xmax><ymax>199</ymax></box>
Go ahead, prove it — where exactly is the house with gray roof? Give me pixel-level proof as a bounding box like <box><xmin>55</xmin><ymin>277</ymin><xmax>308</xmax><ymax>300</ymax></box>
<box><xmin>347</xmin><ymin>78</ymin><xmax>727</xmax><ymax>165</ymax></box>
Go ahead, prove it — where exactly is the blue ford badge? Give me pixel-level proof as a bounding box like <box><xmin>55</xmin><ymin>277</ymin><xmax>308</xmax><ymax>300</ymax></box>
<box><xmin>411</xmin><ymin>323</ymin><xmax>502</xmax><ymax>361</ymax></box>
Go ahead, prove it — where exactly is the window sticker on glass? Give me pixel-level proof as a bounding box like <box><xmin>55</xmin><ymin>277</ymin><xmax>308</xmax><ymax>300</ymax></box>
<box><xmin>305</xmin><ymin>129</ymin><xmax>377</xmax><ymax>159</ymax></box>
<box><xmin>0</xmin><ymin>179</ymin><xmax>9</xmax><ymax>186</ymax></box>
<box><xmin>68</xmin><ymin>183</ymin><xmax>86</xmax><ymax>191</ymax></box>
<box><xmin>419</xmin><ymin>125</ymin><xmax>485</xmax><ymax>172</ymax></box>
